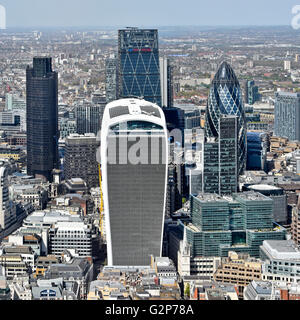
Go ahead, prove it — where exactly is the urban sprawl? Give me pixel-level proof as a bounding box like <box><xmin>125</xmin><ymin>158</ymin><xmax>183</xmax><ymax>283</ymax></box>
<box><xmin>0</xmin><ymin>26</ymin><xmax>299</xmax><ymax>301</ymax></box>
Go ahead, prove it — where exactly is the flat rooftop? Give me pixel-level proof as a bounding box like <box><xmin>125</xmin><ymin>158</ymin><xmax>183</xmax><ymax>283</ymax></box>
<box><xmin>235</xmin><ymin>191</ymin><xmax>271</xmax><ymax>202</ymax></box>
<box><xmin>262</xmin><ymin>240</ymin><xmax>300</xmax><ymax>260</ymax></box>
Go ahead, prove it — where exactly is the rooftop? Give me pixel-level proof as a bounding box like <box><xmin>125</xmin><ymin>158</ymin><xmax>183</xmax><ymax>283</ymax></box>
<box><xmin>262</xmin><ymin>240</ymin><xmax>300</xmax><ymax>260</ymax></box>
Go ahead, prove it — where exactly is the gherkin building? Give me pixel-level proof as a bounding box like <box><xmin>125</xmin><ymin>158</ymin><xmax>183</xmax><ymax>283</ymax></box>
<box><xmin>204</xmin><ymin>61</ymin><xmax>247</xmax><ymax>175</ymax></box>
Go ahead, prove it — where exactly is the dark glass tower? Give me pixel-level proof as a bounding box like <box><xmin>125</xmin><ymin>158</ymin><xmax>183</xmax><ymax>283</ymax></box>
<box><xmin>205</xmin><ymin>61</ymin><xmax>246</xmax><ymax>176</ymax></box>
<box><xmin>203</xmin><ymin>115</ymin><xmax>238</xmax><ymax>195</ymax></box>
<box><xmin>118</xmin><ymin>28</ymin><xmax>161</xmax><ymax>106</ymax></box>
<box><xmin>26</xmin><ymin>57</ymin><xmax>59</xmax><ymax>181</ymax></box>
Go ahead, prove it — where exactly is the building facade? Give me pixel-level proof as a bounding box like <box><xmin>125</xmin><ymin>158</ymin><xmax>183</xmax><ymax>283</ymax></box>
<box><xmin>204</xmin><ymin>61</ymin><xmax>247</xmax><ymax>176</ymax></box>
<box><xmin>26</xmin><ymin>57</ymin><xmax>59</xmax><ymax>182</ymax></box>
<box><xmin>160</xmin><ymin>57</ymin><xmax>173</xmax><ymax>108</ymax></box>
<box><xmin>101</xmin><ymin>98</ymin><xmax>168</xmax><ymax>266</ymax></box>
<box><xmin>118</xmin><ymin>28</ymin><xmax>161</xmax><ymax>106</ymax></box>
<box><xmin>75</xmin><ymin>102</ymin><xmax>104</xmax><ymax>136</ymax></box>
<box><xmin>274</xmin><ymin>92</ymin><xmax>300</xmax><ymax>141</ymax></box>
<box><xmin>184</xmin><ymin>192</ymin><xmax>286</xmax><ymax>259</ymax></box>
<box><xmin>64</xmin><ymin>134</ymin><xmax>99</xmax><ymax>189</ymax></box>
<box><xmin>105</xmin><ymin>55</ymin><xmax>118</xmax><ymax>103</ymax></box>
<box><xmin>203</xmin><ymin>115</ymin><xmax>238</xmax><ymax>195</ymax></box>
<box><xmin>246</xmin><ymin>132</ymin><xmax>268</xmax><ymax>171</ymax></box>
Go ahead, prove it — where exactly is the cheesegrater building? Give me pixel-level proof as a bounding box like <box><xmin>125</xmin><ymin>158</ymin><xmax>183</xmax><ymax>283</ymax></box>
<box><xmin>118</xmin><ymin>28</ymin><xmax>161</xmax><ymax>106</ymax></box>
<box><xmin>101</xmin><ymin>98</ymin><xmax>168</xmax><ymax>266</ymax></box>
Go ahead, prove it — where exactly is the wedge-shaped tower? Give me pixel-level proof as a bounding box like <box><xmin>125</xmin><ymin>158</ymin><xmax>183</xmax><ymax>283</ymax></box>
<box><xmin>101</xmin><ymin>98</ymin><xmax>168</xmax><ymax>266</ymax></box>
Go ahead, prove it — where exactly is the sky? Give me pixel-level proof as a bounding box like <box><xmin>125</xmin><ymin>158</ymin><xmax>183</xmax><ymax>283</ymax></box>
<box><xmin>0</xmin><ymin>0</ymin><xmax>299</xmax><ymax>28</ymax></box>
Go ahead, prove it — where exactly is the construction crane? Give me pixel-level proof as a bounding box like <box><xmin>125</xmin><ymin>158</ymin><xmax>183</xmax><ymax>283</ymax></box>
<box><xmin>98</xmin><ymin>163</ymin><xmax>104</xmax><ymax>237</ymax></box>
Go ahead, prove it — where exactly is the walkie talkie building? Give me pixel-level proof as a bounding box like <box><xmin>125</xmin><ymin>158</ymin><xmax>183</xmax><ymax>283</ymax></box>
<box><xmin>204</xmin><ymin>61</ymin><xmax>246</xmax><ymax>175</ymax></box>
<box><xmin>101</xmin><ymin>98</ymin><xmax>168</xmax><ymax>266</ymax></box>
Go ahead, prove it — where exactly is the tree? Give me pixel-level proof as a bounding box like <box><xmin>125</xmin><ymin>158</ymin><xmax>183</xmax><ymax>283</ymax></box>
<box><xmin>184</xmin><ymin>283</ymin><xmax>190</xmax><ymax>298</ymax></box>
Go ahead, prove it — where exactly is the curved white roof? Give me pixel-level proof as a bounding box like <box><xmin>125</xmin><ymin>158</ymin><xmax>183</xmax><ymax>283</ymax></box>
<box><xmin>101</xmin><ymin>98</ymin><xmax>166</xmax><ymax>130</ymax></box>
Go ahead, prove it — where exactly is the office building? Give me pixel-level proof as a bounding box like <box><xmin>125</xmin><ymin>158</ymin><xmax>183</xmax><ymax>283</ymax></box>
<box><xmin>162</xmin><ymin>106</ymin><xmax>185</xmax><ymax>146</ymax></box>
<box><xmin>246</xmin><ymin>132</ymin><xmax>268</xmax><ymax>171</ymax></box>
<box><xmin>64</xmin><ymin>134</ymin><xmax>99</xmax><ymax>189</ymax></box>
<box><xmin>243</xmin><ymin>281</ymin><xmax>274</xmax><ymax>300</ymax></box>
<box><xmin>260</xmin><ymin>240</ymin><xmax>300</xmax><ymax>283</ymax></box>
<box><xmin>101</xmin><ymin>98</ymin><xmax>168</xmax><ymax>266</ymax></box>
<box><xmin>243</xmin><ymin>184</ymin><xmax>287</xmax><ymax>225</ymax></box>
<box><xmin>183</xmin><ymin>192</ymin><xmax>286</xmax><ymax>259</ymax></box>
<box><xmin>59</xmin><ymin>118</ymin><xmax>77</xmax><ymax>140</ymax></box>
<box><xmin>274</xmin><ymin>92</ymin><xmax>300</xmax><ymax>141</ymax></box>
<box><xmin>26</xmin><ymin>57</ymin><xmax>59</xmax><ymax>182</ymax></box>
<box><xmin>118</xmin><ymin>28</ymin><xmax>161</xmax><ymax>105</ymax></box>
<box><xmin>75</xmin><ymin>102</ymin><xmax>104</xmax><ymax>136</ymax></box>
<box><xmin>5</xmin><ymin>93</ymin><xmax>26</xmax><ymax>111</ymax></box>
<box><xmin>203</xmin><ymin>115</ymin><xmax>238</xmax><ymax>195</ymax></box>
<box><xmin>292</xmin><ymin>205</ymin><xmax>300</xmax><ymax>246</ymax></box>
<box><xmin>48</xmin><ymin>222</ymin><xmax>92</xmax><ymax>257</ymax></box>
<box><xmin>105</xmin><ymin>55</ymin><xmax>118</xmax><ymax>103</ymax></box>
<box><xmin>0</xmin><ymin>166</ymin><xmax>13</xmax><ymax>230</ymax></box>
<box><xmin>245</xmin><ymin>80</ymin><xmax>260</xmax><ymax>105</ymax></box>
<box><xmin>160</xmin><ymin>57</ymin><xmax>173</xmax><ymax>108</ymax></box>
<box><xmin>204</xmin><ymin>61</ymin><xmax>247</xmax><ymax>176</ymax></box>
<box><xmin>214</xmin><ymin>251</ymin><xmax>262</xmax><ymax>298</ymax></box>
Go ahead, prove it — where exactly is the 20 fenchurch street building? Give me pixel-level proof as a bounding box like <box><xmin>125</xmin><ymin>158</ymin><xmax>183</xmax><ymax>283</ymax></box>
<box><xmin>100</xmin><ymin>98</ymin><xmax>168</xmax><ymax>266</ymax></box>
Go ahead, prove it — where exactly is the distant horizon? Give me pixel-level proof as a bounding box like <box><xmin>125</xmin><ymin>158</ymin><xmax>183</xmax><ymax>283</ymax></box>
<box><xmin>0</xmin><ymin>24</ymin><xmax>294</xmax><ymax>31</ymax></box>
<box><xmin>0</xmin><ymin>0</ymin><xmax>298</xmax><ymax>29</ymax></box>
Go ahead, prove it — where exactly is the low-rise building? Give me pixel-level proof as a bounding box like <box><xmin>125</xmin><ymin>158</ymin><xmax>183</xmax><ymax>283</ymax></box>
<box><xmin>44</xmin><ymin>256</ymin><xmax>93</xmax><ymax>299</ymax></box>
<box><xmin>48</xmin><ymin>221</ymin><xmax>92</xmax><ymax>257</ymax></box>
<box><xmin>260</xmin><ymin>240</ymin><xmax>300</xmax><ymax>283</ymax></box>
<box><xmin>213</xmin><ymin>251</ymin><xmax>262</xmax><ymax>298</ymax></box>
<box><xmin>243</xmin><ymin>280</ymin><xmax>274</xmax><ymax>300</ymax></box>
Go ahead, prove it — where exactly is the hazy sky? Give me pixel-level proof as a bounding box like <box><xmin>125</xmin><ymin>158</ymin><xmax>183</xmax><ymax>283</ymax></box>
<box><xmin>1</xmin><ymin>0</ymin><xmax>299</xmax><ymax>28</ymax></box>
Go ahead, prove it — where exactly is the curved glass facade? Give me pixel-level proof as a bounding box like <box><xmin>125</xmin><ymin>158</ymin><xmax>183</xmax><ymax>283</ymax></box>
<box><xmin>205</xmin><ymin>61</ymin><xmax>246</xmax><ymax>175</ymax></box>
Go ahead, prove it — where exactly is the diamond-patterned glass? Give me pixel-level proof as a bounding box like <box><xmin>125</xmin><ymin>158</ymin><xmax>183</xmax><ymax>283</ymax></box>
<box><xmin>205</xmin><ymin>62</ymin><xmax>247</xmax><ymax>175</ymax></box>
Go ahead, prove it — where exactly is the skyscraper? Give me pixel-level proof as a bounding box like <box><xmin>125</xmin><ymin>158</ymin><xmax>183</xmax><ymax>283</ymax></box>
<box><xmin>26</xmin><ymin>57</ymin><xmax>59</xmax><ymax>182</ymax></box>
<box><xmin>160</xmin><ymin>57</ymin><xmax>174</xmax><ymax>108</ymax></box>
<box><xmin>0</xmin><ymin>166</ymin><xmax>12</xmax><ymax>230</ymax></box>
<box><xmin>205</xmin><ymin>61</ymin><xmax>246</xmax><ymax>176</ymax></box>
<box><xmin>105</xmin><ymin>55</ymin><xmax>118</xmax><ymax>103</ymax></box>
<box><xmin>274</xmin><ymin>92</ymin><xmax>300</xmax><ymax>141</ymax></box>
<box><xmin>203</xmin><ymin>115</ymin><xmax>238</xmax><ymax>195</ymax></box>
<box><xmin>118</xmin><ymin>28</ymin><xmax>161</xmax><ymax>106</ymax></box>
<box><xmin>246</xmin><ymin>132</ymin><xmax>268</xmax><ymax>171</ymax></box>
<box><xmin>245</xmin><ymin>80</ymin><xmax>260</xmax><ymax>105</ymax></box>
<box><xmin>101</xmin><ymin>98</ymin><xmax>168</xmax><ymax>266</ymax></box>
